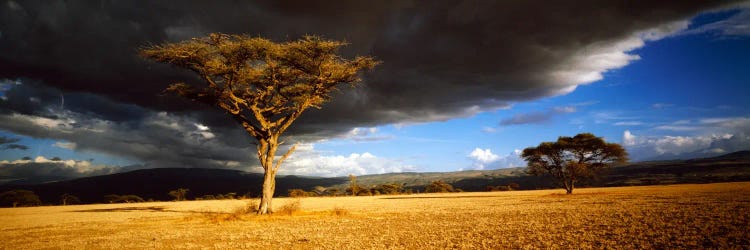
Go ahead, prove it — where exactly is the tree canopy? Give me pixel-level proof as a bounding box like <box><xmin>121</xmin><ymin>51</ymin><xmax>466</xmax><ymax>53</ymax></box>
<box><xmin>521</xmin><ymin>133</ymin><xmax>628</xmax><ymax>194</ymax></box>
<box><xmin>141</xmin><ymin>34</ymin><xmax>377</xmax><ymax>143</ymax></box>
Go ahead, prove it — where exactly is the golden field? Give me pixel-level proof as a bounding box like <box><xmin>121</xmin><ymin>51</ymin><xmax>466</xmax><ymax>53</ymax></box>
<box><xmin>1</xmin><ymin>182</ymin><xmax>748</xmax><ymax>249</ymax></box>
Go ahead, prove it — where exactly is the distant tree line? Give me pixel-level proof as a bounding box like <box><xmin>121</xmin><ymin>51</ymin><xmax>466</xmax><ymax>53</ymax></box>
<box><xmin>485</xmin><ymin>183</ymin><xmax>521</xmax><ymax>192</ymax></box>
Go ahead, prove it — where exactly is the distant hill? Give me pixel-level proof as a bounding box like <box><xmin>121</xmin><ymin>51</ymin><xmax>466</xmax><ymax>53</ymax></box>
<box><xmin>2</xmin><ymin>151</ymin><xmax>749</xmax><ymax>205</ymax></box>
<box><xmin>1</xmin><ymin>168</ymin><xmax>347</xmax><ymax>204</ymax></box>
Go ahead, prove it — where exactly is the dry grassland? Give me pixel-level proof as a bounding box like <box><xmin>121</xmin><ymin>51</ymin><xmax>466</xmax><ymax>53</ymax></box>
<box><xmin>1</xmin><ymin>182</ymin><xmax>748</xmax><ymax>249</ymax></box>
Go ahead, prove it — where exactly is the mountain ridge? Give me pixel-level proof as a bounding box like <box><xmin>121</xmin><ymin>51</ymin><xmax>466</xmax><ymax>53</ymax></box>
<box><xmin>2</xmin><ymin>150</ymin><xmax>749</xmax><ymax>204</ymax></box>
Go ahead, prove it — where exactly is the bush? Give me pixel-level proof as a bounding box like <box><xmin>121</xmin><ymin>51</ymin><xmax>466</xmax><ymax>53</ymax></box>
<box><xmin>0</xmin><ymin>190</ymin><xmax>41</xmax><ymax>207</ymax></box>
<box><xmin>168</xmin><ymin>188</ymin><xmax>189</xmax><ymax>201</ymax></box>
<box><xmin>372</xmin><ymin>183</ymin><xmax>404</xmax><ymax>195</ymax></box>
<box><xmin>346</xmin><ymin>185</ymin><xmax>371</xmax><ymax>196</ymax></box>
<box><xmin>104</xmin><ymin>194</ymin><xmax>145</xmax><ymax>203</ymax></box>
<box><xmin>425</xmin><ymin>180</ymin><xmax>455</xmax><ymax>193</ymax></box>
<box><xmin>60</xmin><ymin>193</ymin><xmax>81</xmax><ymax>205</ymax></box>
<box><xmin>199</xmin><ymin>200</ymin><xmax>259</xmax><ymax>223</ymax></box>
<box><xmin>356</xmin><ymin>188</ymin><xmax>372</xmax><ymax>196</ymax></box>
<box><xmin>327</xmin><ymin>187</ymin><xmax>340</xmax><ymax>197</ymax></box>
<box><xmin>276</xmin><ymin>199</ymin><xmax>301</xmax><ymax>215</ymax></box>
<box><xmin>331</xmin><ymin>207</ymin><xmax>348</xmax><ymax>216</ymax></box>
<box><xmin>288</xmin><ymin>189</ymin><xmax>308</xmax><ymax>197</ymax></box>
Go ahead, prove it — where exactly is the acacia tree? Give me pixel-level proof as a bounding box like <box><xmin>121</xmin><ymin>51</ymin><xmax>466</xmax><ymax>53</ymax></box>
<box><xmin>141</xmin><ymin>33</ymin><xmax>378</xmax><ymax>214</ymax></box>
<box><xmin>521</xmin><ymin>133</ymin><xmax>628</xmax><ymax>194</ymax></box>
<box><xmin>60</xmin><ymin>193</ymin><xmax>81</xmax><ymax>205</ymax></box>
<box><xmin>168</xmin><ymin>188</ymin><xmax>189</xmax><ymax>201</ymax></box>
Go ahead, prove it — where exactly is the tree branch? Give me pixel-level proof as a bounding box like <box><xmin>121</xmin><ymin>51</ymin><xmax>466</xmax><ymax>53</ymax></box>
<box><xmin>274</xmin><ymin>143</ymin><xmax>298</xmax><ymax>172</ymax></box>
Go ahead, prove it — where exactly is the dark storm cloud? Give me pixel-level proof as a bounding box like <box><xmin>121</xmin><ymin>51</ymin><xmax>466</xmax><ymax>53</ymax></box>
<box><xmin>0</xmin><ymin>135</ymin><xmax>27</xmax><ymax>150</ymax></box>
<box><xmin>0</xmin><ymin>160</ymin><xmax>120</xmax><ymax>184</ymax></box>
<box><xmin>0</xmin><ymin>0</ymin><xmax>745</xmax><ymax>169</ymax></box>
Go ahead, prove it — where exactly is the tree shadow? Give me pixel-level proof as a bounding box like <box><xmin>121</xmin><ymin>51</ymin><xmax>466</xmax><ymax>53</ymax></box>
<box><xmin>380</xmin><ymin>195</ymin><xmax>499</xmax><ymax>200</ymax></box>
<box><xmin>73</xmin><ymin>206</ymin><xmax>169</xmax><ymax>212</ymax></box>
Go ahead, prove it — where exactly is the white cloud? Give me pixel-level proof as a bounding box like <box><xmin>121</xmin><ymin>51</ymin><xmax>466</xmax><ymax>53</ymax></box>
<box><xmin>194</xmin><ymin>123</ymin><xmax>210</xmax><ymax>131</ymax></box>
<box><xmin>281</xmin><ymin>143</ymin><xmax>416</xmax><ymax>177</ymax></box>
<box><xmin>652</xmin><ymin>103</ymin><xmax>674</xmax><ymax>109</ymax></box>
<box><xmin>469</xmin><ymin>148</ymin><xmax>500</xmax><ymax>165</ymax></box>
<box><xmin>193</xmin><ymin>124</ymin><xmax>215</xmax><ymax>139</ymax></box>
<box><xmin>464</xmin><ymin>148</ymin><xmax>525</xmax><ymax>170</ymax></box>
<box><xmin>550</xmin><ymin>21</ymin><xmax>688</xmax><ymax>89</ymax></box>
<box><xmin>615</xmin><ymin>121</ymin><xmax>643</xmax><ymax>126</ymax></box>
<box><xmin>592</xmin><ymin>111</ymin><xmax>639</xmax><ymax>124</ymax></box>
<box><xmin>623</xmin><ymin>117</ymin><xmax>750</xmax><ymax>160</ymax></box>
<box><xmin>552</xmin><ymin>106</ymin><xmax>577</xmax><ymax>113</ymax></box>
<box><xmin>481</xmin><ymin>126</ymin><xmax>499</xmax><ymax>134</ymax></box>
<box><xmin>25</xmin><ymin>114</ymin><xmax>76</xmax><ymax>130</ymax></box>
<box><xmin>623</xmin><ymin>130</ymin><xmax>636</xmax><ymax>146</ymax></box>
<box><xmin>340</xmin><ymin>127</ymin><xmax>393</xmax><ymax>142</ymax></box>
<box><xmin>53</xmin><ymin>141</ymin><xmax>77</xmax><ymax>150</ymax></box>
<box><xmin>654</xmin><ymin>125</ymin><xmax>702</xmax><ymax>132</ymax></box>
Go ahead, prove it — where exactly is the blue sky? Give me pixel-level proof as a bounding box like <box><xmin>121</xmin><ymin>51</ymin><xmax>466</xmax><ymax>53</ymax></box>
<box><xmin>0</xmin><ymin>2</ymin><xmax>749</xmax><ymax>180</ymax></box>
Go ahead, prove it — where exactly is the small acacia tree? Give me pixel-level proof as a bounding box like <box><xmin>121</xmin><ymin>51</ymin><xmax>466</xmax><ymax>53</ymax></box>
<box><xmin>141</xmin><ymin>33</ymin><xmax>378</xmax><ymax>214</ymax></box>
<box><xmin>521</xmin><ymin>133</ymin><xmax>628</xmax><ymax>194</ymax></box>
<box><xmin>348</xmin><ymin>174</ymin><xmax>360</xmax><ymax>196</ymax></box>
<box><xmin>168</xmin><ymin>188</ymin><xmax>189</xmax><ymax>201</ymax></box>
<box><xmin>60</xmin><ymin>193</ymin><xmax>81</xmax><ymax>205</ymax></box>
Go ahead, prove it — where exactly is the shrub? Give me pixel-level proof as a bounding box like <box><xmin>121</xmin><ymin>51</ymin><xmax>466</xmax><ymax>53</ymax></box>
<box><xmin>288</xmin><ymin>189</ymin><xmax>308</xmax><ymax>198</ymax></box>
<box><xmin>104</xmin><ymin>194</ymin><xmax>145</xmax><ymax>203</ymax></box>
<box><xmin>168</xmin><ymin>188</ymin><xmax>189</xmax><ymax>201</ymax></box>
<box><xmin>425</xmin><ymin>180</ymin><xmax>455</xmax><ymax>193</ymax></box>
<box><xmin>346</xmin><ymin>185</ymin><xmax>371</xmax><ymax>196</ymax></box>
<box><xmin>0</xmin><ymin>190</ymin><xmax>41</xmax><ymax>207</ymax></box>
<box><xmin>372</xmin><ymin>183</ymin><xmax>404</xmax><ymax>195</ymax></box>
<box><xmin>276</xmin><ymin>199</ymin><xmax>302</xmax><ymax>215</ymax></box>
<box><xmin>356</xmin><ymin>188</ymin><xmax>372</xmax><ymax>196</ymax></box>
<box><xmin>198</xmin><ymin>200</ymin><xmax>260</xmax><ymax>223</ymax></box>
<box><xmin>327</xmin><ymin>187</ymin><xmax>340</xmax><ymax>197</ymax></box>
<box><xmin>331</xmin><ymin>207</ymin><xmax>348</xmax><ymax>216</ymax></box>
<box><xmin>60</xmin><ymin>193</ymin><xmax>81</xmax><ymax>205</ymax></box>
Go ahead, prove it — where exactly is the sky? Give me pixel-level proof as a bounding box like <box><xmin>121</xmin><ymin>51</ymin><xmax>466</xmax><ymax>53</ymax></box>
<box><xmin>0</xmin><ymin>1</ymin><xmax>749</xmax><ymax>182</ymax></box>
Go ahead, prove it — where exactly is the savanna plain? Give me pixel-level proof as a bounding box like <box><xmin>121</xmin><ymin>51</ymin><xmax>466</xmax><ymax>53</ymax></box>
<box><xmin>1</xmin><ymin>182</ymin><xmax>748</xmax><ymax>249</ymax></box>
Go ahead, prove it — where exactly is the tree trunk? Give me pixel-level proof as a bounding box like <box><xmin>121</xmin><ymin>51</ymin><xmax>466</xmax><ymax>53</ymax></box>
<box><xmin>257</xmin><ymin>169</ymin><xmax>276</xmax><ymax>214</ymax></box>
<box><xmin>256</xmin><ymin>136</ymin><xmax>279</xmax><ymax>215</ymax></box>
<box><xmin>564</xmin><ymin>180</ymin><xmax>574</xmax><ymax>194</ymax></box>
<box><xmin>254</xmin><ymin>135</ymin><xmax>297</xmax><ymax>215</ymax></box>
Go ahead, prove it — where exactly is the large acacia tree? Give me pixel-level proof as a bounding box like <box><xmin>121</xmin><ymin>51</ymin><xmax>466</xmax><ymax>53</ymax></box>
<box><xmin>521</xmin><ymin>133</ymin><xmax>627</xmax><ymax>194</ymax></box>
<box><xmin>141</xmin><ymin>33</ymin><xmax>378</xmax><ymax>214</ymax></box>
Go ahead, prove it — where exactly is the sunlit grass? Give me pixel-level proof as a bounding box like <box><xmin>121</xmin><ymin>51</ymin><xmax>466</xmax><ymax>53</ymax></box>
<box><xmin>0</xmin><ymin>182</ymin><xmax>748</xmax><ymax>248</ymax></box>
